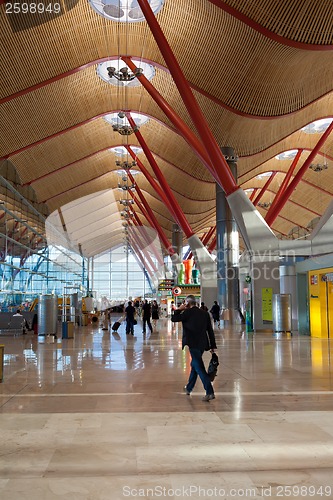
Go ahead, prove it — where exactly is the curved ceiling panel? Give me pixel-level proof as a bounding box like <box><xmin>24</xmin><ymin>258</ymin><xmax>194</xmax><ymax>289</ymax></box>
<box><xmin>1</xmin><ymin>0</ymin><xmax>333</xmax><ymax>255</ymax></box>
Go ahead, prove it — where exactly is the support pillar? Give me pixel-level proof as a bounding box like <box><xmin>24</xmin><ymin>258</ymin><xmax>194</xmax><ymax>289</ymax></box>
<box><xmin>216</xmin><ymin>147</ymin><xmax>242</xmax><ymax>324</ymax></box>
<box><xmin>172</xmin><ymin>223</ymin><xmax>182</xmax><ymax>279</ymax></box>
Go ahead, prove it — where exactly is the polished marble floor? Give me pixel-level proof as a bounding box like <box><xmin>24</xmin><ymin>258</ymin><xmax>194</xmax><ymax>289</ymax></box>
<box><xmin>1</xmin><ymin>317</ymin><xmax>333</xmax><ymax>499</ymax></box>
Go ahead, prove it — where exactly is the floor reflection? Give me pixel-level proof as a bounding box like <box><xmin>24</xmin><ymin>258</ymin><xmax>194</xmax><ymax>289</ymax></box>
<box><xmin>1</xmin><ymin>317</ymin><xmax>333</xmax><ymax>411</ymax></box>
<box><xmin>1</xmin><ymin>318</ymin><xmax>333</xmax><ymax>496</ymax></box>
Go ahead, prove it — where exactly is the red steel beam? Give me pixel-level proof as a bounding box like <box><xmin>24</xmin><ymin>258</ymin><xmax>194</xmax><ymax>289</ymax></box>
<box><xmin>122</xmin><ymin>57</ymin><xmax>213</xmax><ymax>172</ymax></box>
<box><xmin>1</xmin><ymin>109</ymin><xmax>173</xmax><ymax>162</ymax></box>
<box><xmin>130</xmin><ymin>193</ymin><xmax>156</xmax><ymax>230</ymax></box>
<box><xmin>132</xmin><ymin>216</ymin><xmax>164</xmax><ymax>267</ymax></box>
<box><xmin>249</xmin><ymin>189</ymin><xmax>258</xmax><ymax>202</ymax></box>
<box><xmin>136</xmin><ymin>1</ymin><xmax>238</xmax><ymax>197</ymax></box>
<box><xmin>131</xmin><ymin>192</ymin><xmax>174</xmax><ymax>257</ymax></box>
<box><xmin>253</xmin><ymin>172</ymin><xmax>277</xmax><ymax>206</ymax></box>
<box><xmin>3</xmin><ymin>53</ymin><xmax>327</xmax><ymax>122</ymax></box>
<box><xmin>125</xmin><ymin>116</ymin><xmax>194</xmax><ymax>238</ymax></box>
<box><xmin>266</xmin><ymin>122</ymin><xmax>333</xmax><ymax>226</ymax></box>
<box><xmin>128</xmin><ymin>225</ymin><xmax>157</xmax><ymax>274</ymax></box>
<box><xmin>123</xmin><ymin>57</ymin><xmax>236</xmax><ymax>194</ymax></box>
<box><xmin>129</xmin><ymin>226</ymin><xmax>158</xmax><ymax>272</ymax></box>
<box><xmin>24</xmin><ymin>141</ymin><xmax>211</xmax><ymax>188</ymax></box>
<box><xmin>208</xmin><ymin>235</ymin><xmax>217</xmax><ymax>253</ymax></box>
<box><xmin>202</xmin><ymin>225</ymin><xmax>216</xmax><ymax>246</ymax></box>
<box><xmin>128</xmin><ymin>231</ymin><xmax>154</xmax><ymax>277</ymax></box>
<box><xmin>2</xmin><ymin>55</ymin><xmax>257</xmax><ymax>120</ymax></box>
<box><xmin>128</xmin><ymin>179</ymin><xmax>175</xmax><ymax>256</ymax></box>
<box><xmin>265</xmin><ymin>149</ymin><xmax>302</xmax><ymax>225</ymax></box>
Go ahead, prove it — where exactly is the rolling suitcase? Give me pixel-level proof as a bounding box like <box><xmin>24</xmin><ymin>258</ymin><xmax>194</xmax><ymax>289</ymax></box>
<box><xmin>112</xmin><ymin>321</ymin><xmax>121</xmax><ymax>331</ymax></box>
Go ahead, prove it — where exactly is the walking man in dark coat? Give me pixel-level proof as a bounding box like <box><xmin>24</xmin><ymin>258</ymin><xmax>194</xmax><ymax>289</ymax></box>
<box><xmin>172</xmin><ymin>295</ymin><xmax>217</xmax><ymax>401</ymax></box>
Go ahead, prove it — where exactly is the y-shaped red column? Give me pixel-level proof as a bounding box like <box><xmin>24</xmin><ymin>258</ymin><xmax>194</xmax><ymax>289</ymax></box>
<box><xmin>137</xmin><ymin>0</ymin><xmax>238</xmax><ymax>196</ymax></box>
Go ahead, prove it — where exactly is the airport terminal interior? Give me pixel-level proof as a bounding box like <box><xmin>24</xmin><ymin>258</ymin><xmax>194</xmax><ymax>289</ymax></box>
<box><xmin>1</xmin><ymin>0</ymin><xmax>333</xmax><ymax>498</ymax></box>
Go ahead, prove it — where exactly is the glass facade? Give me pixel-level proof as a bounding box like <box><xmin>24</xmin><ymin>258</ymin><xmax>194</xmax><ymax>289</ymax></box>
<box><xmin>0</xmin><ymin>172</ymin><xmax>152</xmax><ymax>310</ymax></box>
<box><xmin>91</xmin><ymin>247</ymin><xmax>152</xmax><ymax>302</ymax></box>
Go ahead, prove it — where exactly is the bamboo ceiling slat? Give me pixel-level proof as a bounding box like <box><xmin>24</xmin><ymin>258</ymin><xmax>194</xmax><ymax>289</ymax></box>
<box><xmin>34</xmin><ymin>165</ymin><xmax>119</xmax><ymax>203</ymax></box>
<box><xmin>2</xmin><ymin>0</ymin><xmax>333</xmax><ymax>249</ymax></box>
<box><xmin>223</xmin><ymin>0</ymin><xmax>333</xmax><ymax>45</ymax></box>
<box><xmin>2</xmin><ymin>1</ymin><xmax>333</xmax><ymax>117</ymax></box>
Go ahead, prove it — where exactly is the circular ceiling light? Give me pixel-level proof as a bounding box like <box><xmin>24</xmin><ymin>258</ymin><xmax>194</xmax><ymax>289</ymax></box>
<box><xmin>88</xmin><ymin>0</ymin><xmax>164</xmax><ymax>23</ymax></box>
<box><xmin>104</xmin><ymin>112</ymin><xmax>149</xmax><ymax>128</ymax></box>
<box><xmin>111</xmin><ymin>146</ymin><xmax>143</xmax><ymax>156</ymax></box>
<box><xmin>97</xmin><ymin>59</ymin><xmax>155</xmax><ymax>87</ymax></box>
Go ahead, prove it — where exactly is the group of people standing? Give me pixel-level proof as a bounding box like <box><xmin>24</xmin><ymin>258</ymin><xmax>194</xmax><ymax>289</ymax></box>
<box><xmin>125</xmin><ymin>299</ymin><xmax>159</xmax><ymax>335</ymax></box>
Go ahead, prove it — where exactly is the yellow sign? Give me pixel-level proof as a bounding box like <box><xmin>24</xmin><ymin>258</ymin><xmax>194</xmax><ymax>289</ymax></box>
<box><xmin>262</xmin><ymin>288</ymin><xmax>273</xmax><ymax>321</ymax></box>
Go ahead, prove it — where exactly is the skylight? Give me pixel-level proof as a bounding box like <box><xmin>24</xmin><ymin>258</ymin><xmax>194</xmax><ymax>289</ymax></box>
<box><xmin>88</xmin><ymin>0</ymin><xmax>164</xmax><ymax>23</ymax></box>
<box><xmin>301</xmin><ymin>118</ymin><xmax>333</xmax><ymax>134</ymax></box>
<box><xmin>111</xmin><ymin>146</ymin><xmax>143</xmax><ymax>157</ymax></box>
<box><xmin>256</xmin><ymin>172</ymin><xmax>272</xmax><ymax>179</ymax></box>
<box><xmin>104</xmin><ymin>113</ymin><xmax>149</xmax><ymax>128</ymax></box>
<box><xmin>275</xmin><ymin>150</ymin><xmax>298</xmax><ymax>160</ymax></box>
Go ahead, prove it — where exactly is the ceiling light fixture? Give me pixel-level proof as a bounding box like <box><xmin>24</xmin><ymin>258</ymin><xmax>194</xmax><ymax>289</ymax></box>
<box><xmin>107</xmin><ymin>65</ymin><xmax>143</xmax><ymax>82</ymax></box>
<box><xmin>97</xmin><ymin>60</ymin><xmax>155</xmax><ymax>87</ymax></box>
<box><xmin>118</xmin><ymin>183</ymin><xmax>135</xmax><ymax>191</ymax></box>
<box><xmin>257</xmin><ymin>201</ymin><xmax>272</xmax><ymax>209</ymax></box>
<box><xmin>115</xmin><ymin>160</ymin><xmax>137</xmax><ymax>169</ymax></box>
<box><xmin>112</xmin><ymin>124</ymin><xmax>138</xmax><ymax>136</ymax></box>
<box><xmin>309</xmin><ymin>162</ymin><xmax>328</xmax><ymax>172</ymax></box>
<box><xmin>119</xmin><ymin>199</ymin><xmax>135</xmax><ymax>206</ymax></box>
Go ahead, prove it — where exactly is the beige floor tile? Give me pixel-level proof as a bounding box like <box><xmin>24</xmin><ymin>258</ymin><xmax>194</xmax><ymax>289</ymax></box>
<box><xmin>1</xmin><ymin>320</ymin><xmax>333</xmax><ymax>497</ymax></box>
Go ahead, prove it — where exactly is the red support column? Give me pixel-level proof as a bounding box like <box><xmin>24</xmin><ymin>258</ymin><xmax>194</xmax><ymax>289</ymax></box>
<box><xmin>128</xmin><ymin>234</ymin><xmax>154</xmax><ymax>277</ymax></box>
<box><xmin>130</xmin><ymin>193</ymin><xmax>157</xmax><ymax>233</ymax></box>
<box><xmin>266</xmin><ymin>122</ymin><xmax>333</xmax><ymax>226</ymax></box>
<box><xmin>128</xmin><ymin>179</ymin><xmax>175</xmax><ymax>256</ymax></box>
<box><xmin>134</xmin><ymin>2</ymin><xmax>239</xmax><ymax>196</ymax></box>
<box><xmin>202</xmin><ymin>225</ymin><xmax>216</xmax><ymax>246</ymax></box>
<box><xmin>128</xmin><ymin>225</ymin><xmax>158</xmax><ymax>274</ymax></box>
<box><xmin>132</xmin><ymin>216</ymin><xmax>164</xmax><ymax>267</ymax></box>
<box><xmin>122</xmin><ymin>57</ymin><xmax>212</xmax><ymax>171</ymax></box>
<box><xmin>265</xmin><ymin>149</ymin><xmax>302</xmax><ymax>225</ymax></box>
<box><xmin>253</xmin><ymin>172</ymin><xmax>277</xmax><ymax>206</ymax></box>
<box><xmin>208</xmin><ymin>235</ymin><xmax>217</xmax><ymax>253</ymax></box>
<box><xmin>125</xmin><ymin>115</ymin><xmax>194</xmax><ymax>238</ymax></box>
<box><xmin>249</xmin><ymin>188</ymin><xmax>258</xmax><ymax>202</ymax></box>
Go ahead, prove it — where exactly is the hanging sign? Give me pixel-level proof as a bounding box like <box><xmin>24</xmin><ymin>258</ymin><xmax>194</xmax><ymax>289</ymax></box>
<box><xmin>172</xmin><ymin>286</ymin><xmax>182</xmax><ymax>296</ymax></box>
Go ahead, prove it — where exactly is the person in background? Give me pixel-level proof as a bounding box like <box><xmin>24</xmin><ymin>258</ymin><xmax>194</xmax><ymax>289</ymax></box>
<box><xmin>101</xmin><ymin>310</ymin><xmax>109</xmax><ymax>330</ymax></box>
<box><xmin>13</xmin><ymin>309</ymin><xmax>27</xmax><ymax>334</ymax></box>
<box><xmin>210</xmin><ymin>301</ymin><xmax>221</xmax><ymax>328</ymax></box>
<box><xmin>142</xmin><ymin>299</ymin><xmax>153</xmax><ymax>334</ymax></box>
<box><xmin>125</xmin><ymin>301</ymin><xmax>136</xmax><ymax>335</ymax></box>
<box><xmin>200</xmin><ymin>302</ymin><xmax>208</xmax><ymax>312</ymax></box>
<box><xmin>172</xmin><ymin>294</ymin><xmax>217</xmax><ymax>401</ymax></box>
<box><xmin>151</xmin><ymin>300</ymin><xmax>159</xmax><ymax>329</ymax></box>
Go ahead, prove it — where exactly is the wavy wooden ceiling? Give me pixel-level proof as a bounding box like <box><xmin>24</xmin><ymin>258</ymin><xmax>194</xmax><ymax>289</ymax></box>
<box><xmin>1</xmin><ymin>0</ymin><xmax>333</xmax><ymax>254</ymax></box>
